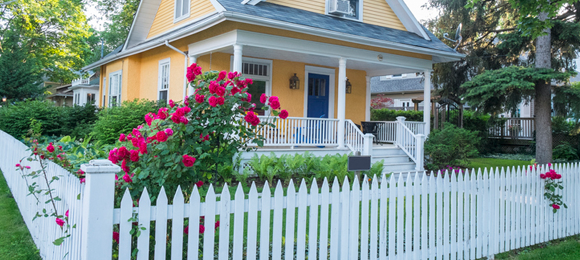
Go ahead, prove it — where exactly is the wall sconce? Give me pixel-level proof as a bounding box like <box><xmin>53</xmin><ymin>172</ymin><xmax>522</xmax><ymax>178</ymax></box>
<box><xmin>1</xmin><ymin>96</ymin><xmax>6</xmax><ymax>102</ymax></box>
<box><xmin>345</xmin><ymin>79</ymin><xmax>352</xmax><ymax>94</ymax></box>
<box><xmin>289</xmin><ymin>73</ymin><xmax>300</xmax><ymax>89</ymax></box>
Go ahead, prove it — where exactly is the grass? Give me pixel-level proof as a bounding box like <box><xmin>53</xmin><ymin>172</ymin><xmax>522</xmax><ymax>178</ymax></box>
<box><xmin>467</xmin><ymin>158</ymin><xmax>531</xmax><ymax>170</ymax></box>
<box><xmin>495</xmin><ymin>235</ymin><xmax>580</xmax><ymax>260</ymax></box>
<box><xmin>0</xmin><ymin>172</ymin><xmax>41</xmax><ymax>260</ymax></box>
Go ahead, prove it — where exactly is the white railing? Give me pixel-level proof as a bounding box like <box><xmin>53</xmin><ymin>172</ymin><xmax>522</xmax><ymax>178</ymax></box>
<box><xmin>395</xmin><ymin>117</ymin><xmax>424</xmax><ymax>170</ymax></box>
<box><xmin>345</xmin><ymin>119</ymin><xmax>365</xmax><ymax>154</ymax></box>
<box><xmin>405</xmin><ymin>121</ymin><xmax>426</xmax><ymax>135</ymax></box>
<box><xmin>71</xmin><ymin>77</ymin><xmax>90</xmax><ymax>86</ymax></box>
<box><xmin>246</xmin><ymin>116</ymin><xmax>339</xmax><ymax>147</ymax></box>
<box><xmin>0</xmin><ymin>130</ymin><xmax>85</xmax><ymax>260</ymax></box>
<box><xmin>80</xmin><ymin>162</ymin><xmax>580</xmax><ymax>260</ymax></box>
<box><xmin>489</xmin><ymin>118</ymin><xmax>535</xmax><ymax>140</ymax></box>
<box><xmin>374</xmin><ymin>121</ymin><xmax>425</xmax><ymax>143</ymax></box>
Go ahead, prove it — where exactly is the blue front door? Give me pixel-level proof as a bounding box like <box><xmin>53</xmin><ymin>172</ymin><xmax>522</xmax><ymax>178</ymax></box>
<box><xmin>307</xmin><ymin>73</ymin><xmax>330</xmax><ymax>118</ymax></box>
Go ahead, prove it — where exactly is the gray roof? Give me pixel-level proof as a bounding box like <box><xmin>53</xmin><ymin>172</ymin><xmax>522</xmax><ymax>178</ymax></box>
<box><xmin>102</xmin><ymin>45</ymin><xmax>123</xmax><ymax>60</ymax></box>
<box><xmin>215</xmin><ymin>0</ymin><xmax>456</xmax><ymax>53</ymax></box>
<box><xmin>371</xmin><ymin>77</ymin><xmax>433</xmax><ymax>94</ymax></box>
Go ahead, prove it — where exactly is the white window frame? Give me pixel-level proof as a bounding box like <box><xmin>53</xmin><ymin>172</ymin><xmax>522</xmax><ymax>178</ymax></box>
<box><xmin>229</xmin><ymin>56</ymin><xmax>273</xmax><ymax>97</ymax></box>
<box><xmin>108</xmin><ymin>70</ymin><xmax>122</xmax><ymax>107</ymax></box>
<box><xmin>158</xmin><ymin>58</ymin><xmax>171</xmax><ymax>101</ymax></box>
<box><xmin>325</xmin><ymin>0</ymin><xmax>364</xmax><ymax>22</ymax></box>
<box><xmin>102</xmin><ymin>77</ymin><xmax>106</xmax><ymax>107</ymax></box>
<box><xmin>174</xmin><ymin>0</ymin><xmax>190</xmax><ymax>23</ymax></box>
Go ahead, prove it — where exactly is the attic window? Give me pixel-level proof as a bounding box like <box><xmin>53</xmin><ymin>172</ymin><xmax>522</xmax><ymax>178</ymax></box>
<box><xmin>328</xmin><ymin>0</ymin><xmax>361</xmax><ymax>20</ymax></box>
<box><xmin>174</xmin><ymin>0</ymin><xmax>190</xmax><ymax>22</ymax></box>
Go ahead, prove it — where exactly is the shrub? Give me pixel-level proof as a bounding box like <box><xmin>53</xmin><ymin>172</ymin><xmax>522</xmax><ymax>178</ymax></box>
<box><xmin>91</xmin><ymin>99</ymin><xmax>162</xmax><ymax>145</ymax></box>
<box><xmin>370</xmin><ymin>108</ymin><xmax>423</xmax><ymax>121</ymax></box>
<box><xmin>552</xmin><ymin>116</ymin><xmax>575</xmax><ymax>134</ymax></box>
<box><xmin>424</xmin><ymin>124</ymin><xmax>480</xmax><ymax>170</ymax></box>
<box><xmin>0</xmin><ymin>100</ymin><xmax>98</xmax><ymax>138</ymax></box>
<box><xmin>553</xmin><ymin>142</ymin><xmax>579</xmax><ymax>161</ymax></box>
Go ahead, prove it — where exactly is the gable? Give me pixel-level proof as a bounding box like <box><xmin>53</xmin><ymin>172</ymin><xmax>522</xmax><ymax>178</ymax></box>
<box><xmin>147</xmin><ymin>0</ymin><xmax>217</xmax><ymax>39</ymax></box>
<box><xmin>363</xmin><ymin>0</ymin><xmax>406</xmax><ymax>31</ymax></box>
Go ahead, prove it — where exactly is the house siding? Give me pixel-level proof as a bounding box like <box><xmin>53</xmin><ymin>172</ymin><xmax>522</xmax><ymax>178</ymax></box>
<box><xmin>147</xmin><ymin>0</ymin><xmax>216</xmax><ymax>39</ymax></box>
<box><xmin>267</xmin><ymin>0</ymin><xmax>326</xmax><ymax>15</ymax></box>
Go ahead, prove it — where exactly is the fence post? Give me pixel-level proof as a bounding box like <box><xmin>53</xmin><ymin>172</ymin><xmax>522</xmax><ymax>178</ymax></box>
<box><xmin>415</xmin><ymin>134</ymin><xmax>425</xmax><ymax>171</ymax></box>
<box><xmin>80</xmin><ymin>159</ymin><xmax>120</xmax><ymax>260</ymax></box>
<box><xmin>363</xmin><ymin>133</ymin><xmax>374</xmax><ymax>156</ymax></box>
<box><xmin>396</xmin><ymin>116</ymin><xmax>406</xmax><ymax>147</ymax></box>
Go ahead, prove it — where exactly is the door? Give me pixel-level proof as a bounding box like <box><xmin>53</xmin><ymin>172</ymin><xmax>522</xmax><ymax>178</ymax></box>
<box><xmin>307</xmin><ymin>73</ymin><xmax>330</xmax><ymax>118</ymax></box>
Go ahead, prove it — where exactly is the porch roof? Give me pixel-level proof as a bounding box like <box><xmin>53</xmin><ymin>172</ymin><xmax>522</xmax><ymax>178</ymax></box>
<box><xmin>216</xmin><ymin>0</ymin><xmax>455</xmax><ymax>54</ymax></box>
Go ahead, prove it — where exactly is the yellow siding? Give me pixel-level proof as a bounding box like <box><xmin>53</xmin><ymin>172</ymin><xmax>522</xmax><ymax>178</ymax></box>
<box><xmin>147</xmin><ymin>0</ymin><xmax>216</xmax><ymax>39</ymax></box>
<box><xmin>363</xmin><ymin>0</ymin><xmax>406</xmax><ymax>30</ymax></box>
<box><xmin>268</xmin><ymin>0</ymin><xmax>326</xmax><ymax>14</ymax></box>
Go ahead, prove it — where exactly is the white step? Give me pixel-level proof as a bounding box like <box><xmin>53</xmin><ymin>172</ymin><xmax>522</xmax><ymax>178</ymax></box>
<box><xmin>371</xmin><ymin>147</ymin><xmax>407</xmax><ymax>156</ymax></box>
<box><xmin>372</xmin><ymin>155</ymin><xmax>410</xmax><ymax>164</ymax></box>
<box><xmin>381</xmin><ymin>162</ymin><xmax>417</xmax><ymax>172</ymax></box>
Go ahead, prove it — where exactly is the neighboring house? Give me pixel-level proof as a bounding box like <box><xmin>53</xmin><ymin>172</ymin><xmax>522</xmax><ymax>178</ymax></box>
<box><xmin>45</xmin><ymin>82</ymin><xmax>73</xmax><ymax>107</ymax></box>
<box><xmin>83</xmin><ymin>0</ymin><xmax>463</xmax><ymax>172</ymax></box>
<box><xmin>70</xmin><ymin>72</ymin><xmax>100</xmax><ymax>106</ymax></box>
<box><xmin>370</xmin><ymin>73</ymin><xmax>434</xmax><ymax>111</ymax></box>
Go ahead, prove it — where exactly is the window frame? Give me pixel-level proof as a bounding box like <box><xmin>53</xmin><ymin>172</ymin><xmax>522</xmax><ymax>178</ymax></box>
<box><xmin>174</xmin><ymin>0</ymin><xmax>191</xmax><ymax>23</ymax></box>
<box><xmin>230</xmin><ymin>56</ymin><xmax>273</xmax><ymax>114</ymax></box>
<box><xmin>326</xmin><ymin>0</ymin><xmax>363</xmax><ymax>22</ymax></box>
<box><xmin>108</xmin><ymin>70</ymin><xmax>122</xmax><ymax>107</ymax></box>
<box><xmin>158</xmin><ymin>58</ymin><xmax>171</xmax><ymax>102</ymax></box>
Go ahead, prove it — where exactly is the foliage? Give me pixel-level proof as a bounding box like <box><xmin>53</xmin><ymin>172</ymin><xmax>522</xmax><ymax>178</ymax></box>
<box><xmin>370</xmin><ymin>109</ymin><xmax>423</xmax><ymax>121</ymax></box>
<box><xmin>370</xmin><ymin>94</ymin><xmax>394</xmax><ymax>109</ymax></box>
<box><xmin>461</xmin><ymin>66</ymin><xmax>572</xmax><ymax>115</ymax></box>
<box><xmin>0</xmin><ymin>100</ymin><xmax>98</xmax><ymax>139</ymax></box>
<box><xmin>0</xmin><ymin>0</ymin><xmax>92</xmax><ymax>83</ymax></box>
<box><xmin>553</xmin><ymin>82</ymin><xmax>580</xmax><ymax>120</ymax></box>
<box><xmin>552</xmin><ymin>142</ymin><xmax>579</xmax><ymax>161</ymax></box>
<box><xmin>425</xmin><ymin>124</ymin><xmax>480</xmax><ymax>170</ymax></box>
<box><xmin>245</xmin><ymin>152</ymin><xmax>384</xmax><ymax>186</ymax></box>
<box><xmin>0</xmin><ymin>36</ymin><xmax>43</xmax><ymax>100</ymax></box>
<box><xmin>90</xmin><ymin>99</ymin><xmax>161</xmax><ymax>145</ymax></box>
<box><xmin>551</xmin><ymin>116</ymin><xmax>576</xmax><ymax>134</ymax></box>
<box><xmin>108</xmin><ymin>65</ymin><xmax>288</xmax><ymax>200</ymax></box>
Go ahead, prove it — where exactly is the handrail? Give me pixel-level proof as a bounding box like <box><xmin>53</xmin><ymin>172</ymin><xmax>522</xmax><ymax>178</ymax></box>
<box><xmin>395</xmin><ymin>118</ymin><xmax>425</xmax><ymax>170</ymax></box>
<box><xmin>345</xmin><ymin>119</ymin><xmax>365</xmax><ymax>154</ymax></box>
<box><xmin>244</xmin><ymin>116</ymin><xmax>340</xmax><ymax>147</ymax></box>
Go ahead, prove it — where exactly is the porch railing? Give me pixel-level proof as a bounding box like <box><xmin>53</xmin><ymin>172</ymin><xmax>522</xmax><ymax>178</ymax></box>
<box><xmin>345</xmin><ymin>119</ymin><xmax>365</xmax><ymax>154</ymax></box>
<box><xmin>395</xmin><ymin>117</ymin><xmax>425</xmax><ymax>170</ymax></box>
<box><xmin>489</xmin><ymin>118</ymin><xmax>535</xmax><ymax>140</ymax></box>
<box><xmin>375</xmin><ymin>121</ymin><xmax>425</xmax><ymax>143</ymax></box>
<box><xmin>249</xmin><ymin>116</ymin><xmax>339</xmax><ymax>147</ymax></box>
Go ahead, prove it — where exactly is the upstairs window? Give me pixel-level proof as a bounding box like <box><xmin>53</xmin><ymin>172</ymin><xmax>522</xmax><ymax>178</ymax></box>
<box><xmin>328</xmin><ymin>0</ymin><xmax>361</xmax><ymax>20</ymax></box>
<box><xmin>158</xmin><ymin>59</ymin><xmax>170</xmax><ymax>102</ymax></box>
<box><xmin>109</xmin><ymin>71</ymin><xmax>122</xmax><ymax>107</ymax></box>
<box><xmin>174</xmin><ymin>0</ymin><xmax>190</xmax><ymax>22</ymax></box>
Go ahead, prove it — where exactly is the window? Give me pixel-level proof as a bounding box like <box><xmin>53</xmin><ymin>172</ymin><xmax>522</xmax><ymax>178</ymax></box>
<box><xmin>87</xmin><ymin>93</ymin><xmax>96</xmax><ymax>104</ymax></box>
<box><xmin>174</xmin><ymin>0</ymin><xmax>190</xmax><ymax>22</ymax></box>
<box><xmin>158</xmin><ymin>59</ymin><xmax>170</xmax><ymax>102</ymax></box>
<box><xmin>232</xmin><ymin>58</ymin><xmax>273</xmax><ymax>115</ymax></box>
<box><xmin>328</xmin><ymin>0</ymin><xmax>361</xmax><ymax>20</ymax></box>
<box><xmin>109</xmin><ymin>71</ymin><xmax>122</xmax><ymax>107</ymax></box>
<box><xmin>102</xmin><ymin>78</ymin><xmax>106</xmax><ymax>107</ymax></box>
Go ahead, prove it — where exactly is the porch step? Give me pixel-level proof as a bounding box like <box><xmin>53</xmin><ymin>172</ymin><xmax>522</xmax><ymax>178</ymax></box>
<box><xmin>381</xmin><ymin>162</ymin><xmax>417</xmax><ymax>172</ymax></box>
<box><xmin>371</xmin><ymin>147</ymin><xmax>407</xmax><ymax>156</ymax></box>
<box><xmin>371</xmin><ymin>155</ymin><xmax>411</xmax><ymax>164</ymax></box>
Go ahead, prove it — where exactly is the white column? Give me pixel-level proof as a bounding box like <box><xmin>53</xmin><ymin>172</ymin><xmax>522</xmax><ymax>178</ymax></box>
<box><xmin>337</xmin><ymin>57</ymin><xmax>347</xmax><ymax>149</ymax></box>
<box><xmin>423</xmin><ymin>70</ymin><xmax>432</xmax><ymax>137</ymax></box>
<box><xmin>188</xmin><ymin>55</ymin><xmax>197</xmax><ymax>96</ymax></box>
<box><xmin>363</xmin><ymin>133</ymin><xmax>374</xmax><ymax>155</ymax></box>
<box><xmin>365</xmin><ymin>75</ymin><xmax>371</xmax><ymax>121</ymax></box>
<box><xmin>80</xmin><ymin>160</ymin><xmax>120</xmax><ymax>260</ymax></box>
<box><xmin>416</xmin><ymin>134</ymin><xmax>425</xmax><ymax>170</ymax></box>
<box><xmin>233</xmin><ymin>44</ymin><xmax>243</xmax><ymax>73</ymax></box>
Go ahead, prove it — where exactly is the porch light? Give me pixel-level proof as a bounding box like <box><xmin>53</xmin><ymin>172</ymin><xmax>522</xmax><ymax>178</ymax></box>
<box><xmin>345</xmin><ymin>79</ymin><xmax>352</xmax><ymax>94</ymax></box>
<box><xmin>289</xmin><ymin>73</ymin><xmax>300</xmax><ymax>89</ymax></box>
<box><xmin>1</xmin><ymin>96</ymin><xmax>5</xmax><ymax>102</ymax></box>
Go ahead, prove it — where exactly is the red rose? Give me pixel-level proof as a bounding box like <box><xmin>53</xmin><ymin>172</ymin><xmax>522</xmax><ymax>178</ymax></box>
<box><xmin>145</xmin><ymin>113</ymin><xmax>154</xmax><ymax>126</ymax></box>
<box><xmin>218</xmin><ymin>70</ymin><xmax>227</xmax><ymax>81</ymax></box>
<box><xmin>180</xmin><ymin>117</ymin><xmax>189</xmax><ymax>125</ymax></box>
<box><xmin>231</xmin><ymin>87</ymin><xmax>240</xmax><ymax>95</ymax></box>
<box><xmin>157</xmin><ymin>107</ymin><xmax>168</xmax><ymax>120</ymax></box>
<box><xmin>215</xmin><ymin>221</ymin><xmax>220</xmax><ymax>229</ymax></box>
<box><xmin>113</xmin><ymin>232</ymin><xmax>120</xmax><ymax>243</ymax></box>
<box><xmin>156</xmin><ymin>131</ymin><xmax>168</xmax><ymax>142</ymax></box>
<box><xmin>260</xmin><ymin>93</ymin><xmax>267</xmax><ymax>104</ymax></box>
<box><xmin>171</xmin><ymin>113</ymin><xmax>181</xmax><ymax>124</ymax></box>
<box><xmin>196</xmin><ymin>181</ymin><xmax>204</xmax><ymax>187</ymax></box>
<box><xmin>540</xmin><ymin>174</ymin><xmax>546</xmax><ymax>179</ymax></box>
<box><xmin>121</xmin><ymin>159</ymin><xmax>130</xmax><ymax>174</ymax></box>
<box><xmin>119</xmin><ymin>133</ymin><xmax>126</xmax><ymax>142</ymax></box>
<box><xmin>47</xmin><ymin>142</ymin><xmax>55</xmax><ymax>153</ymax></box>
<box><xmin>56</xmin><ymin>218</ymin><xmax>65</xmax><ymax>227</ymax></box>
<box><xmin>217</xmin><ymin>97</ymin><xmax>225</xmax><ymax>105</ymax></box>
<box><xmin>208</xmin><ymin>96</ymin><xmax>218</xmax><ymax>107</ymax></box>
<box><xmin>169</xmin><ymin>100</ymin><xmax>175</xmax><ymax>108</ymax></box>
<box><xmin>117</xmin><ymin>146</ymin><xmax>129</xmax><ymax>160</ymax></box>
<box><xmin>122</xmin><ymin>173</ymin><xmax>132</xmax><ymax>183</ymax></box>
<box><xmin>279</xmin><ymin>109</ymin><xmax>289</xmax><ymax>119</ymax></box>
<box><xmin>245</xmin><ymin>112</ymin><xmax>260</xmax><ymax>126</ymax></box>
<box><xmin>216</xmin><ymin>86</ymin><xmax>226</xmax><ymax>96</ymax></box>
<box><xmin>209</xmin><ymin>81</ymin><xmax>219</xmax><ymax>94</ymax></box>
<box><xmin>268</xmin><ymin>96</ymin><xmax>279</xmax><ymax>103</ymax></box>
<box><xmin>269</xmin><ymin>100</ymin><xmax>281</xmax><ymax>110</ymax></box>
<box><xmin>139</xmin><ymin>142</ymin><xmax>148</xmax><ymax>154</ymax></box>
<box><xmin>245</xmin><ymin>78</ymin><xmax>253</xmax><ymax>85</ymax></box>
<box><xmin>129</xmin><ymin>150</ymin><xmax>140</xmax><ymax>162</ymax></box>
<box><xmin>182</xmin><ymin>154</ymin><xmax>196</xmax><ymax>167</ymax></box>
<box><xmin>552</xmin><ymin>204</ymin><xmax>560</xmax><ymax>209</ymax></box>
<box><xmin>195</xmin><ymin>94</ymin><xmax>205</xmax><ymax>103</ymax></box>
<box><xmin>199</xmin><ymin>224</ymin><xmax>206</xmax><ymax>234</ymax></box>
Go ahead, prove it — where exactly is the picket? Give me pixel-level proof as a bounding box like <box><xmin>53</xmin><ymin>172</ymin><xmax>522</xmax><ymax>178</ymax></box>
<box><xmin>4</xmin><ymin>126</ymin><xmax>580</xmax><ymax>260</ymax></box>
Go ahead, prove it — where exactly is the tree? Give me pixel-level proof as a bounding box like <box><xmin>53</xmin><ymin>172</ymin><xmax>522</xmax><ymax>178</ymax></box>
<box><xmin>467</xmin><ymin>0</ymin><xmax>580</xmax><ymax>163</ymax></box>
<box><xmin>0</xmin><ymin>35</ymin><xmax>43</xmax><ymax>100</ymax></box>
<box><xmin>0</xmin><ymin>0</ymin><xmax>92</xmax><ymax>83</ymax></box>
<box><xmin>370</xmin><ymin>94</ymin><xmax>394</xmax><ymax>109</ymax></box>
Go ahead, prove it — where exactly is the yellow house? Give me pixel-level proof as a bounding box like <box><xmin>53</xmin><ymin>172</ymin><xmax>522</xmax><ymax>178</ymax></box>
<box><xmin>84</xmin><ymin>0</ymin><xmax>463</xmax><ymax>171</ymax></box>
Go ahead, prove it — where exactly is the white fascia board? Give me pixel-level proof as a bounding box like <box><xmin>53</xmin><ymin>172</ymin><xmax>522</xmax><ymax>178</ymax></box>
<box><xmin>244</xmin><ymin>0</ymin><xmax>263</xmax><ymax>5</ymax></box>
<box><xmin>83</xmin><ymin>14</ymin><xmax>227</xmax><ymax>71</ymax></box>
<box><xmin>209</xmin><ymin>0</ymin><xmax>226</xmax><ymax>11</ymax></box>
<box><xmin>222</xmin><ymin>12</ymin><xmax>464</xmax><ymax>61</ymax></box>
<box><xmin>187</xmin><ymin>30</ymin><xmax>238</xmax><ymax>56</ymax></box>
<box><xmin>385</xmin><ymin>0</ymin><xmax>430</xmax><ymax>40</ymax></box>
<box><xmin>235</xmin><ymin>30</ymin><xmax>433</xmax><ymax>71</ymax></box>
<box><xmin>124</xmin><ymin>0</ymin><xmax>163</xmax><ymax>51</ymax></box>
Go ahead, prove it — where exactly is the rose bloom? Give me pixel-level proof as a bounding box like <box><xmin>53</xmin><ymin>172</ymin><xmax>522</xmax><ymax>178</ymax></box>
<box><xmin>56</xmin><ymin>218</ymin><xmax>65</xmax><ymax>227</ymax></box>
<box><xmin>196</xmin><ymin>181</ymin><xmax>204</xmax><ymax>187</ymax></box>
<box><xmin>156</xmin><ymin>131</ymin><xmax>168</xmax><ymax>142</ymax></box>
<box><xmin>208</xmin><ymin>96</ymin><xmax>218</xmax><ymax>107</ymax></box>
<box><xmin>47</xmin><ymin>142</ymin><xmax>55</xmax><ymax>153</ymax></box>
<box><xmin>119</xmin><ymin>133</ymin><xmax>126</xmax><ymax>142</ymax></box>
<box><xmin>217</xmin><ymin>70</ymin><xmax>227</xmax><ymax>81</ymax></box>
<box><xmin>260</xmin><ymin>93</ymin><xmax>268</xmax><ymax>104</ymax></box>
<box><xmin>123</xmin><ymin>173</ymin><xmax>133</xmax><ymax>183</ymax></box>
<box><xmin>245</xmin><ymin>112</ymin><xmax>260</xmax><ymax>126</ymax></box>
<box><xmin>165</xmin><ymin>128</ymin><xmax>174</xmax><ymax>136</ymax></box>
<box><xmin>217</xmin><ymin>96</ymin><xmax>225</xmax><ymax>105</ymax></box>
<box><xmin>269</xmin><ymin>100</ymin><xmax>281</xmax><ymax>110</ymax></box>
<box><xmin>129</xmin><ymin>150</ymin><xmax>140</xmax><ymax>162</ymax></box>
<box><xmin>195</xmin><ymin>94</ymin><xmax>205</xmax><ymax>103</ymax></box>
<box><xmin>182</xmin><ymin>154</ymin><xmax>196</xmax><ymax>167</ymax></box>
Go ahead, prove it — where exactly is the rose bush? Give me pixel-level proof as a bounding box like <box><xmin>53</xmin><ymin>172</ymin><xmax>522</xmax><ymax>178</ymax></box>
<box><xmin>538</xmin><ymin>163</ymin><xmax>567</xmax><ymax>213</ymax></box>
<box><xmin>108</xmin><ymin>64</ymin><xmax>287</xmax><ymax>199</ymax></box>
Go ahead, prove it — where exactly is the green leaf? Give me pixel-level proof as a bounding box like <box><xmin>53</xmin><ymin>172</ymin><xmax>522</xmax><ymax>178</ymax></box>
<box><xmin>53</xmin><ymin>237</ymin><xmax>66</xmax><ymax>246</ymax></box>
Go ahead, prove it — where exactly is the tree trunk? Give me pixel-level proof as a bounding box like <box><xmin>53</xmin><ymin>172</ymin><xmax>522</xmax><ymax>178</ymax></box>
<box><xmin>535</xmin><ymin>12</ymin><xmax>552</xmax><ymax>164</ymax></box>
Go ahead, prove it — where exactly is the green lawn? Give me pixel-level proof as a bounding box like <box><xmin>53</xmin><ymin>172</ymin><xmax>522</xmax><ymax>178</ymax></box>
<box><xmin>0</xmin><ymin>172</ymin><xmax>41</xmax><ymax>260</ymax></box>
<box><xmin>467</xmin><ymin>158</ymin><xmax>531</xmax><ymax>170</ymax></box>
<box><xmin>496</xmin><ymin>235</ymin><xmax>580</xmax><ymax>260</ymax></box>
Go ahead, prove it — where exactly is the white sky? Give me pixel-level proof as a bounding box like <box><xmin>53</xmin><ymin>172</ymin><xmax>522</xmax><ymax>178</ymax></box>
<box><xmin>86</xmin><ymin>0</ymin><xmax>438</xmax><ymax>30</ymax></box>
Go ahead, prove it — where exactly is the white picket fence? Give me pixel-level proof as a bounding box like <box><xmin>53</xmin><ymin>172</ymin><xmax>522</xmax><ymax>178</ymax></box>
<box><xmin>77</xmin><ymin>162</ymin><xmax>579</xmax><ymax>260</ymax></box>
<box><xmin>0</xmin><ymin>130</ymin><xmax>85</xmax><ymax>259</ymax></box>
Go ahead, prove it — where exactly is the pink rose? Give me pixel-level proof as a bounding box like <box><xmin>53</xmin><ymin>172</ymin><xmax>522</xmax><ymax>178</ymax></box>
<box><xmin>158</xmin><ymin>107</ymin><xmax>169</xmax><ymax>120</ymax></box>
<box><xmin>113</xmin><ymin>232</ymin><xmax>120</xmax><ymax>243</ymax></box>
<box><xmin>165</xmin><ymin>128</ymin><xmax>174</xmax><ymax>136</ymax></box>
<box><xmin>245</xmin><ymin>112</ymin><xmax>260</xmax><ymax>126</ymax></box>
<box><xmin>552</xmin><ymin>204</ymin><xmax>560</xmax><ymax>209</ymax></box>
<box><xmin>279</xmin><ymin>109</ymin><xmax>289</xmax><ymax>119</ymax></box>
<box><xmin>123</xmin><ymin>173</ymin><xmax>133</xmax><ymax>183</ymax></box>
<box><xmin>208</xmin><ymin>96</ymin><xmax>218</xmax><ymax>107</ymax></box>
<box><xmin>269</xmin><ymin>100</ymin><xmax>281</xmax><ymax>110</ymax></box>
<box><xmin>199</xmin><ymin>224</ymin><xmax>206</xmax><ymax>234</ymax></box>
<box><xmin>216</xmin><ymin>86</ymin><xmax>226</xmax><ymax>96</ymax></box>
<box><xmin>245</xmin><ymin>78</ymin><xmax>253</xmax><ymax>85</ymax></box>
<box><xmin>47</xmin><ymin>143</ymin><xmax>55</xmax><ymax>153</ymax></box>
<box><xmin>268</xmin><ymin>96</ymin><xmax>279</xmax><ymax>103</ymax></box>
<box><xmin>121</xmin><ymin>159</ymin><xmax>130</xmax><ymax>174</ymax></box>
<box><xmin>129</xmin><ymin>150</ymin><xmax>140</xmax><ymax>162</ymax></box>
<box><xmin>228</xmin><ymin>72</ymin><xmax>237</xmax><ymax>79</ymax></box>
<box><xmin>119</xmin><ymin>133</ymin><xmax>126</xmax><ymax>142</ymax></box>
<box><xmin>217</xmin><ymin>97</ymin><xmax>225</xmax><ymax>106</ymax></box>
<box><xmin>117</xmin><ymin>146</ymin><xmax>129</xmax><ymax>160</ymax></box>
<box><xmin>80</xmin><ymin>178</ymin><xmax>85</xmax><ymax>184</ymax></box>
<box><xmin>145</xmin><ymin>113</ymin><xmax>154</xmax><ymax>126</ymax></box>
<box><xmin>139</xmin><ymin>142</ymin><xmax>148</xmax><ymax>154</ymax></box>
<box><xmin>218</xmin><ymin>70</ymin><xmax>227</xmax><ymax>81</ymax></box>
<box><xmin>200</xmin><ymin>134</ymin><xmax>209</xmax><ymax>141</ymax></box>
<box><xmin>169</xmin><ymin>100</ymin><xmax>175</xmax><ymax>108</ymax></box>
<box><xmin>56</xmin><ymin>218</ymin><xmax>65</xmax><ymax>227</ymax></box>
<box><xmin>231</xmin><ymin>87</ymin><xmax>240</xmax><ymax>95</ymax></box>
<box><xmin>209</xmin><ymin>81</ymin><xmax>219</xmax><ymax>94</ymax></box>
<box><xmin>156</xmin><ymin>131</ymin><xmax>168</xmax><ymax>142</ymax></box>
<box><xmin>171</xmin><ymin>114</ymin><xmax>181</xmax><ymax>124</ymax></box>
<box><xmin>243</xmin><ymin>93</ymin><xmax>252</xmax><ymax>102</ymax></box>
<box><xmin>260</xmin><ymin>93</ymin><xmax>267</xmax><ymax>104</ymax></box>
<box><xmin>180</xmin><ymin>117</ymin><xmax>189</xmax><ymax>125</ymax></box>
<box><xmin>195</xmin><ymin>94</ymin><xmax>205</xmax><ymax>103</ymax></box>
<box><xmin>182</xmin><ymin>154</ymin><xmax>196</xmax><ymax>167</ymax></box>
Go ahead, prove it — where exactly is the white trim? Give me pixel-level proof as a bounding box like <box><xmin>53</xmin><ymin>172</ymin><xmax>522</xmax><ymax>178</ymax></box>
<box><xmin>108</xmin><ymin>70</ymin><xmax>123</xmax><ymax>107</ymax></box>
<box><xmin>230</xmin><ymin>56</ymin><xmax>273</xmax><ymax>101</ymax></box>
<box><xmin>304</xmin><ymin>65</ymin><xmax>336</xmax><ymax>118</ymax></box>
<box><xmin>209</xmin><ymin>0</ymin><xmax>225</xmax><ymax>11</ymax></box>
<box><xmin>365</xmin><ymin>76</ymin><xmax>371</xmax><ymax>121</ymax></box>
<box><xmin>158</xmin><ymin>58</ymin><xmax>171</xmax><ymax>101</ymax></box>
<box><xmin>325</xmin><ymin>0</ymin><xmax>364</xmax><ymax>22</ymax></box>
<box><xmin>123</xmin><ymin>0</ymin><xmax>164</xmax><ymax>51</ymax></box>
<box><xmin>102</xmin><ymin>77</ymin><xmax>106</xmax><ymax>107</ymax></box>
<box><xmin>173</xmin><ymin>0</ymin><xmax>191</xmax><ymax>23</ymax></box>
<box><xmin>385</xmin><ymin>0</ymin><xmax>429</xmax><ymax>40</ymax></box>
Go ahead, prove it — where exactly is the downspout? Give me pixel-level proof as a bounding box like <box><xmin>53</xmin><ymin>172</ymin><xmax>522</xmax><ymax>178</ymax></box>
<box><xmin>164</xmin><ymin>40</ymin><xmax>188</xmax><ymax>100</ymax></box>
